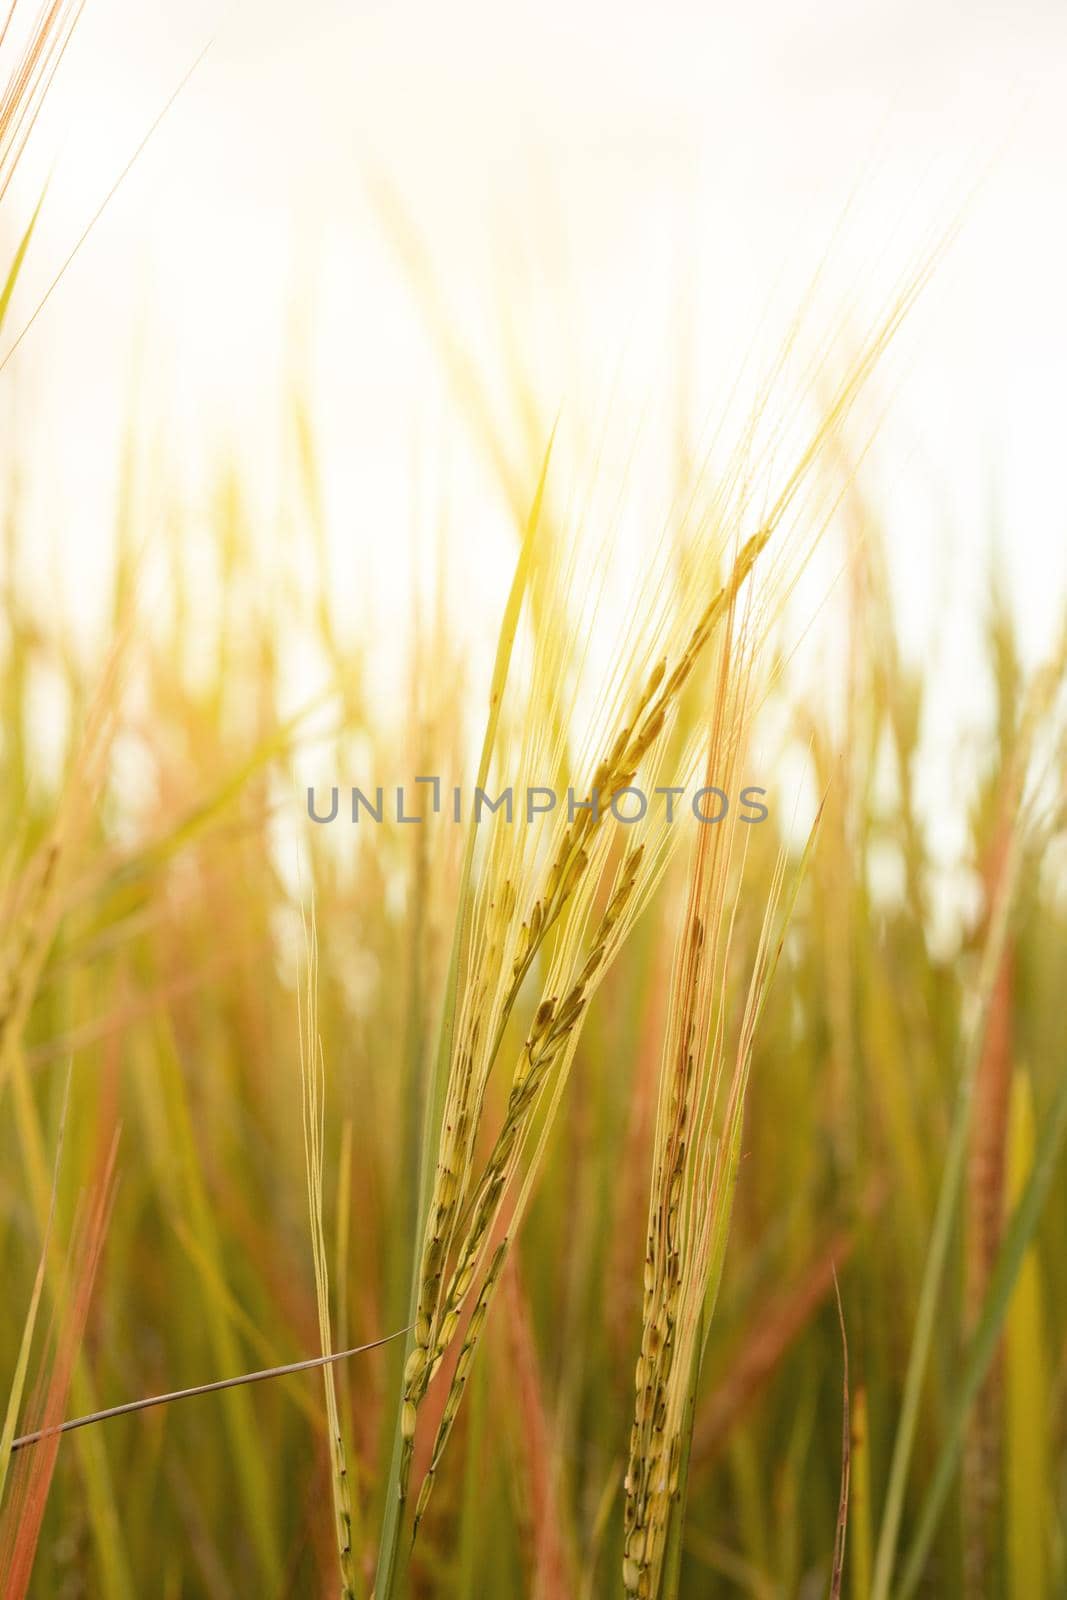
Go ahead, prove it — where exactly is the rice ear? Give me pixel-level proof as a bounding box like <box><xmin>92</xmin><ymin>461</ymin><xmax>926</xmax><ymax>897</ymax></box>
<box><xmin>624</xmin><ymin>646</ymin><xmax>817</xmax><ymax>1597</ymax></box>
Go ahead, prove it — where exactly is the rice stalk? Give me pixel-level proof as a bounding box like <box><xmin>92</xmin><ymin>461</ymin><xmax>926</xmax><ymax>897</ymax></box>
<box><xmin>300</xmin><ymin>905</ymin><xmax>360</xmax><ymax>1600</ymax></box>
<box><xmin>830</xmin><ymin>1273</ymin><xmax>851</xmax><ymax>1600</ymax></box>
<box><xmin>0</xmin><ymin>643</ymin><xmax>120</xmax><ymax>1107</ymax></box>
<box><xmin>1003</xmin><ymin>1070</ymin><xmax>1049</xmax><ymax>1600</ymax></box>
<box><xmin>372</xmin><ymin>438</ymin><xmax>554</xmax><ymax>1600</ymax></box>
<box><xmin>871</xmin><ymin>627</ymin><xmax>1067</xmax><ymax>1600</ymax></box>
<box><xmin>849</xmin><ymin>1386</ymin><xmax>873</xmax><ymax>1600</ymax></box>
<box><xmin>895</xmin><ymin>1043</ymin><xmax>1067</xmax><ymax>1600</ymax></box>
<box><xmin>962</xmin><ymin>819</ymin><xmax>1015</xmax><ymax>1599</ymax></box>
<box><xmin>0</xmin><ymin>1129</ymin><xmax>119</xmax><ymax>1600</ymax></box>
<box><xmin>0</xmin><ymin>1061</ymin><xmax>70</xmax><ymax>1509</ymax></box>
<box><xmin>622</xmin><ymin>609</ymin><xmax>782</xmax><ymax>1600</ymax></box>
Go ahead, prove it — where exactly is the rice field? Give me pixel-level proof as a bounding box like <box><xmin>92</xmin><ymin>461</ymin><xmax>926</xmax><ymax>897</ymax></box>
<box><xmin>2</xmin><ymin>4</ymin><xmax>1067</xmax><ymax>1597</ymax></box>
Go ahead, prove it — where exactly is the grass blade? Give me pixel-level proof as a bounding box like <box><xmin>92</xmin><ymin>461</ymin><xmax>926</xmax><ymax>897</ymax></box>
<box><xmin>895</xmin><ymin>1057</ymin><xmax>1067</xmax><ymax>1599</ymax></box>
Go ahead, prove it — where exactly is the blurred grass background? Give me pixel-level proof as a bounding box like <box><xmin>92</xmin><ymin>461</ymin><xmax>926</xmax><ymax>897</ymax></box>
<box><xmin>2</xmin><ymin>3</ymin><xmax>1067</xmax><ymax>1597</ymax></box>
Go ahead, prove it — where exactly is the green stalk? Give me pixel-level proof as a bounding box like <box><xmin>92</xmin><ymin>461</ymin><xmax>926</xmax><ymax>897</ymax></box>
<box><xmin>661</xmin><ymin>812</ymin><xmax>823</xmax><ymax>1600</ymax></box>
<box><xmin>0</xmin><ymin>1066</ymin><xmax>70</xmax><ymax>1509</ymax></box>
<box><xmin>373</xmin><ymin>435</ymin><xmax>553</xmax><ymax>1599</ymax></box>
<box><xmin>895</xmin><ymin>1057</ymin><xmax>1067</xmax><ymax>1600</ymax></box>
<box><xmin>869</xmin><ymin>825</ymin><xmax>1021</xmax><ymax>1600</ymax></box>
<box><xmin>0</xmin><ymin>187</ymin><xmax>47</xmax><ymax>335</ymax></box>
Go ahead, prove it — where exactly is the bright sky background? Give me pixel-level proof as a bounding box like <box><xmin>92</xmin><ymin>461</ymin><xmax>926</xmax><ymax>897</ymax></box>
<box><xmin>3</xmin><ymin>0</ymin><xmax>1066</xmax><ymax>888</ymax></box>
